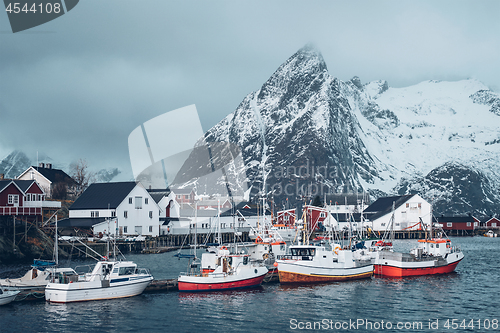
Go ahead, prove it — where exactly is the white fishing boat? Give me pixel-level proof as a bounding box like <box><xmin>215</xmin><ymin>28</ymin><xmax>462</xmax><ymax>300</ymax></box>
<box><xmin>178</xmin><ymin>246</ymin><xmax>268</xmax><ymax>292</ymax></box>
<box><xmin>0</xmin><ymin>288</ymin><xmax>20</xmax><ymax>306</ymax></box>
<box><xmin>45</xmin><ymin>259</ymin><xmax>153</xmax><ymax>303</ymax></box>
<box><xmin>275</xmin><ymin>244</ymin><xmax>373</xmax><ymax>283</ymax></box>
<box><xmin>275</xmin><ymin>205</ymin><xmax>373</xmax><ymax>284</ymax></box>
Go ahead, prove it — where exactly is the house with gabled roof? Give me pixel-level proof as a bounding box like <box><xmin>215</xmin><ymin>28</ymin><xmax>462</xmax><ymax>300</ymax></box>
<box><xmin>0</xmin><ymin>179</ymin><xmax>60</xmax><ymax>222</ymax></box>
<box><xmin>482</xmin><ymin>216</ymin><xmax>500</xmax><ymax>229</ymax></box>
<box><xmin>363</xmin><ymin>194</ymin><xmax>432</xmax><ymax>232</ymax></box>
<box><xmin>17</xmin><ymin>163</ymin><xmax>76</xmax><ymax>199</ymax></box>
<box><xmin>59</xmin><ymin>181</ymin><xmax>161</xmax><ymax>237</ymax></box>
<box><xmin>436</xmin><ymin>215</ymin><xmax>476</xmax><ymax>235</ymax></box>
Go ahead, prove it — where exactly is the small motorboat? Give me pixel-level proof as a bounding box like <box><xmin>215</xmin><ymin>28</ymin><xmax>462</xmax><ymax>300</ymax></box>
<box><xmin>0</xmin><ymin>260</ymin><xmax>78</xmax><ymax>292</ymax></box>
<box><xmin>0</xmin><ymin>288</ymin><xmax>21</xmax><ymax>306</ymax></box>
<box><xmin>45</xmin><ymin>260</ymin><xmax>153</xmax><ymax>303</ymax></box>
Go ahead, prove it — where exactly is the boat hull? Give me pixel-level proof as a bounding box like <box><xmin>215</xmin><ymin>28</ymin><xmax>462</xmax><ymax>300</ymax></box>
<box><xmin>178</xmin><ymin>268</ymin><xmax>268</xmax><ymax>292</ymax></box>
<box><xmin>278</xmin><ymin>269</ymin><xmax>373</xmax><ymax>284</ymax></box>
<box><xmin>0</xmin><ymin>290</ymin><xmax>20</xmax><ymax>305</ymax></box>
<box><xmin>45</xmin><ymin>277</ymin><xmax>152</xmax><ymax>303</ymax></box>
<box><xmin>277</xmin><ymin>261</ymin><xmax>373</xmax><ymax>284</ymax></box>
<box><xmin>374</xmin><ymin>252</ymin><xmax>464</xmax><ymax>278</ymax></box>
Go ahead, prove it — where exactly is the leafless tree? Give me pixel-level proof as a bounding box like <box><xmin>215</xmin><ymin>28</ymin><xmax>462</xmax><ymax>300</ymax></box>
<box><xmin>70</xmin><ymin>159</ymin><xmax>96</xmax><ymax>198</ymax></box>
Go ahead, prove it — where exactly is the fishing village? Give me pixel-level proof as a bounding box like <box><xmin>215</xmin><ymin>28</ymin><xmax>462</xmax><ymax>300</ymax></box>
<box><xmin>0</xmin><ymin>162</ymin><xmax>498</xmax><ymax>305</ymax></box>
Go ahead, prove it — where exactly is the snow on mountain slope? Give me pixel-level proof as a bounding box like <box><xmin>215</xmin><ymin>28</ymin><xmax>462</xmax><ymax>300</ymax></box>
<box><xmin>172</xmin><ymin>45</ymin><xmax>500</xmax><ymax>215</ymax></box>
<box><xmin>353</xmin><ymin>79</ymin><xmax>500</xmax><ymax>190</ymax></box>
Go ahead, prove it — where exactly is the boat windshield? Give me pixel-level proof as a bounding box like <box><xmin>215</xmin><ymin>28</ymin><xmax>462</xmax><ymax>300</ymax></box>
<box><xmin>119</xmin><ymin>267</ymin><xmax>136</xmax><ymax>276</ymax></box>
<box><xmin>291</xmin><ymin>248</ymin><xmax>316</xmax><ymax>257</ymax></box>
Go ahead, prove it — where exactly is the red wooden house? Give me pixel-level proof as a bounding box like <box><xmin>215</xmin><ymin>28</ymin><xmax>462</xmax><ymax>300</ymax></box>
<box><xmin>172</xmin><ymin>188</ymin><xmax>196</xmax><ymax>205</ymax></box>
<box><xmin>303</xmin><ymin>205</ymin><xmax>328</xmax><ymax>232</ymax></box>
<box><xmin>0</xmin><ymin>180</ymin><xmax>46</xmax><ymax>219</ymax></box>
<box><xmin>484</xmin><ymin>216</ymin><xmax>500</xmax><ymax>229</ymax></box>
<box><xmin>276</xmin><ymin>208</ymin><xmax>296</xmax><ymax>226</ymax></box>
<box><xmin>437</xmin><ymin>215</ymin><xmax>477</xmax><ymax>236</ymax></box>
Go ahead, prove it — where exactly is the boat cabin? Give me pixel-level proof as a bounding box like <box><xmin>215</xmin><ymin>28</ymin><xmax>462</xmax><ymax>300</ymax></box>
<box><xmin>414</xmin><ymin>238</ymin><xmax>452</xmax><ymax>258</ymax></box>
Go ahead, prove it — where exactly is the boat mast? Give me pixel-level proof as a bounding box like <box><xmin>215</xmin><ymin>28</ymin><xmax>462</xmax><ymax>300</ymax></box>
<box><xmin>217</xmin><ymin>198</ymin><xmax>221</xmax><ymax>245</ymax></box>
<box><xmin>194</xmin><ymin>200</ymin><xmax>198</xmax><ymax>258</ymax></box>
<box><xmin>390</xmin><ymin>201</ymin><xmax>395</xmax><ymax>241</ymax></box>
<box><xmin>54</xmin><ymin>214</ymin><xmax>58</xmax><ymax>266</ymax></box>
<box><xmin>429</xmin><ymin>203</ymin><xmax>433</xmax><ymax>240</ymax></box>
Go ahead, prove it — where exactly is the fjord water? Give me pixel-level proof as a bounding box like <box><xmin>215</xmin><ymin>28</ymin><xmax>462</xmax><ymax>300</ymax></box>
<box><xmin>1</xmin><ymin>237</ymin><xmax>498</xmax><ymax>333</ymax></box>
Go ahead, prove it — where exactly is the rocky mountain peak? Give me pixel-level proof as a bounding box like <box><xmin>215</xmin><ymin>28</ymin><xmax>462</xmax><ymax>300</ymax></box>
<box><xmin>257</xmin><ymin>44</ymin><xmax>328</xmax><ymax>102</ymax></box>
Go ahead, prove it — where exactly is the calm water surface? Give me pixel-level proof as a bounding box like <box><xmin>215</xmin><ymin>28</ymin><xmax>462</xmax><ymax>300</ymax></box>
<box><xmin>1</xmin><ymin>237</ymin><xmax>499</xmax><ymax>332</ymax></box>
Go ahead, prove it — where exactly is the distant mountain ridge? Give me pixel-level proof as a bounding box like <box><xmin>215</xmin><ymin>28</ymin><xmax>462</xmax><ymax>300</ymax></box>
<box><xmin>0</xmin><ymin>150</ymin><xmax>122</xmax><ymax>183</ymax></box>
<box><xmin>174</xmin><ymin>45</ymin><xmax>500</xmax><ymax>216</ymax></box>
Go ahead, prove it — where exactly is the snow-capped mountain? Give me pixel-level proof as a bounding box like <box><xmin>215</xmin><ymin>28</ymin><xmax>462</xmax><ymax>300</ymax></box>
<box><xmin>174</xmin><ymin>45</ymin><xmax>500</xmax><ymax>216</ymax></box>
<box><xmin>0</xmin><ymin>150</ymin><xmax>33</xmax><ymax>179</ymax></box>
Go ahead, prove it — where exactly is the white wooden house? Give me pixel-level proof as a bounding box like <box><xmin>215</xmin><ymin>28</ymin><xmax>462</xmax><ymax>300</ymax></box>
<box><xmin>62</xmin><ymin>181</ymin><xmax>161</xmax><ymax>237</ymax></box>
<box><xmin>363</xmin><ymin>194</ymin><xmax>432</xmax><ymax>232</ymax></box>
<box><xmin>17</xmin><ymin>163</ymin><xmax>76</xmax><ymax>199</ymax></box>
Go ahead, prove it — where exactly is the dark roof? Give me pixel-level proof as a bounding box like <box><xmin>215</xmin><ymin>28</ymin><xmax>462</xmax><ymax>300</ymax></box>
<box><xmin>70</xmin><ymin>182</ymin><xmax>138</xmax><ymax>210</ymax></box>
<box><xmin>57</xmin><ymin>217</ymin><xmax>106</xmax><ymax>228</ymax></box>
<box><xmin>0</xmin><ymin>179</ymin><xmax>38</xmax><ymax>194</ymax></box>
<box><xmin>363</xmin><ymin>194</ymin><xmax>415</xmax><ymax>220</ymax></box>
<box><xmin>0</xmin><ymin>180</ymin><xmax>13</xmax><ymax>192</ymax></box>
<box><xmin>13</xmin><ymin>180</ymin><xmax>37</xmax><ymax>193</ymax></box>
<box><xmin>147</xmin><ymin>189</ymin><xmax>171</xmax><ymax>204</ymax></box>
<box><xmin>32</xmin><ymin>166</ymin><xmax>76</xmax><ymax>185</ymax></box>
<box><xmin>333</xmin><ymin>213</ymin><xmax>364</xmax><ymax>223</ymax></box>
<box><xmin>162</xmin><ymin>217</ymin><xmax>191</xmax><ymax>225</ymax></box>
<box><xmin>170</xmin><ymin>188</ymin><xmax>195</xmax><ymax>195</ymax></box>
<box><xmin>436</xmin><ymin>215</ymin><xmax>476</xmax><ymax>223</ymax></box>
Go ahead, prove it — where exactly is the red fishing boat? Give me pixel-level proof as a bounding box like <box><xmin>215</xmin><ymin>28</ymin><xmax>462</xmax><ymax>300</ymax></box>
<box><xmin>373</xmin><ymin>238</ymin><xmax>464</xmax><ymax>277</ymax></box>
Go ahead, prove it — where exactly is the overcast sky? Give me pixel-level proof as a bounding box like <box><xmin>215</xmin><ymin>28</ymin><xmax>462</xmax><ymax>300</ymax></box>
<box><xmin>0</xmin><ymin>0</ymin><xmax>498</xmax><ymax>178</ymax></box>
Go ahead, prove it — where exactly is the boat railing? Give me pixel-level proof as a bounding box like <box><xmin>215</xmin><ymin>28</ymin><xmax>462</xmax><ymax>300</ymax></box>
<box><xmin>74</xmin><ymin>264</ymin><xmax>95</xmax><ymax>275</ymax></box>
<box><xmin>208</xmin><ymin>272</ymin><xmax>227</xmax><ymax>278</ymax></box>
<box><xmin>277</xmin><ymin>255</ymin><xmax>312</xmax><ymax>261</ymax></box>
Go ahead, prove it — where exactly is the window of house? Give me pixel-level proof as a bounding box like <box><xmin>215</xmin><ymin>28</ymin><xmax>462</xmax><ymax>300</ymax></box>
<box><xmin>123</xmin><ymin>226</ymin><xmax>128</xmax><ymax>233</ymax></box>
<box><xmin>493</xmin><ymin>222</ymin><xmax>497</xmax><ymax>227</ymax></box>
<box><xmin>149</xmin><ymin>226</ymin><xmax>153</xmax><ymax>232</ymax></box>
<box><xmin>406</xmin><ymin>203</ymin><xmax>409</xmax><ymax>208</ymax></box>
<box><xmin>145</xmin><ymin>198</ymin><xmax>149</xmax><ymax>205</ymax></box>
<box><xmin>320</xmin><ymin>212</ymin><xmax>325</xmax><ymax>218</ymax></box>
<box><xmin>37</xmin><ymin>194</ymin><xmax>42</xmax><ymax>201</ymax></box>
<box><xmin>8</xmin><ymin>195</ymin><xmax>19</xmax><ymax>205</ymax></box>
<box><xmin>285</xmin><ymin>215</ymin><xmax>289</xmax><ymax>221</ymax></box>
<box><xmin>129</xmin><ymin>197</ymin><xmax>133</xmax><ymax>204</ymax></box>
<box><xmin>447</xmin><ymin>223</ymin><xmax>452</xmax><ymax>227</ymax></box>
<box><xmin>91</xmin><ymin>211</ymin><xmax>94</xmax><ymax>217</ymax></box>
<box><xmin>135</xmin><ymin>197</ymin><xmax>142</xmax><ymax>209</ymax></box>
<box><xmin>111</xmin><ymin>211</ymin><xmax>116</xmax><ymax>217</ymax></box>
<box><xmin>381</xmin><ymin>223</ymin><xmax>386</xmax><ymax>227</ymax></box>
<box><xmin>466</xmin><ymin>222</ymin><xmax>471</xmax><ymax>227</ymax></box>
<box><xmin>25</xmin><ymin>194</ymin><xmax>30</xmax><ymax>201</ymax></box>
<box><xmin>124</xmin><ymin>211</ymin><xmax>128</xmax><ymax>218</ymax></box>
<box><xmin>149</xmin><ymin>211</ymin><xmax>153</xmax><ymax>218</ymax></box>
